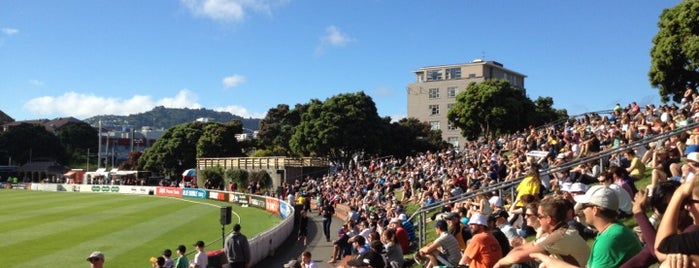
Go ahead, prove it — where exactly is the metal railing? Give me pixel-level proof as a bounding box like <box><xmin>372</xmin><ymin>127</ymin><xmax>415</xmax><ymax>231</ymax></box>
<box><xmin>410</xmin><ymin>121</ymin><xmax>699</xmax><ymax>246</ymax></box>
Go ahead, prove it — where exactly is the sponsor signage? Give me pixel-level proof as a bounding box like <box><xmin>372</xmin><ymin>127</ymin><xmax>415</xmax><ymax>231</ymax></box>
<box><xmin>265</xmin><ymin>197</ymin><xmax>279</xmax><ymax>216</ymax></box>
<box><xmin>208</xmin><ymin>191</ymin><xmax>227</xmax><ymax>201</ymax></box>
<box><xmin>156</xmin><ymin>187</ymin><xmax>182</xmax><ymax>197</ymax></box>
<box><xmin>230</xmin><ymin>193</ymin><xmax>249</xmax><ymax>205</ymax></box>
<box><xmin>10</xmin><ymin>183</ymin><xmax>29</xmax><ymax>189</ymax></box>
<box><xmin>279</xmin><ymin>202</ymin><xmax>291</xmax><ymax>219</ymax></box>
<box><xmin>249</xmin><ymin>195</ymin><xmax>266</xmax><ymax>209</ymax></box>
<box><xmin>89</xmin><ymin>185</ymin><xmax>119</xmax><ymax>193</ymax></box>
<box><xmin>119</xmin><ymin>186</ymin><xmax>152</xmax><ymax>195</ymax></box>
<box><xmin>183</xmin><ymin>188</ymin><xmax>206</xmax><ymax>199</ymax></box>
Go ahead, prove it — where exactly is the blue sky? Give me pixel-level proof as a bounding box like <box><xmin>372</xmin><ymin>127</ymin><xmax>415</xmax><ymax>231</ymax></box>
<box><xmin>0</xmin><ymin>0</ymin><xmax>683</xmax><ymax>122</ymax></box>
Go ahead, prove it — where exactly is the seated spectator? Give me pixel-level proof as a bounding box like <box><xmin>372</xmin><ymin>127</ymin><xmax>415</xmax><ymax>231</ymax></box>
<box><xmin>574</xmin><ymin>186</ymin><xmax>642</xmax><ymax>267</ymax></box>
<box><xmin>381</xmin><ymin>228</ymin><xmax>404</xmax><ymax>268</ymax></box>
<box><xmin>328</xmin><ymin>225</ymin><xmax>352</xmax><ymax>263</ymax></box>
<box><xmin>414</xmin><ymin>219</ymin><xmax>462</xmax><ymax>268</ymax></box>
<box><xmin>458</xmin><ymin>213</ymin><xmax>502</xmax><ymax>268</ymax></box>
<box><xmin>655</xmin><ymin>176</ymin><xmax>699</xmax><ymax>263</ymax></box>
<box><xmin>494</xmin><ymin>196</ymin><xmax>590</xmax><ymax>268</ymax></box>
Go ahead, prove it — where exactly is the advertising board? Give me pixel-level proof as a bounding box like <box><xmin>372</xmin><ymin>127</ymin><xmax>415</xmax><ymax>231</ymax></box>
<box><xmin>156</xmin><ymin>187</ymin><xmax>182</xmax><ymax>197</ymax></box>
<box><xmin>183</xmin><ymin>188</ymin><xmax>206</xmax><ymax>199</ymax></box>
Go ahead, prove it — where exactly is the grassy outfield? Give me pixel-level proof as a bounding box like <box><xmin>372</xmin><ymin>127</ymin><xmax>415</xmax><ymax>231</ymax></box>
<box><xmin>0</xmin><ymin>190</ymin><xmax>280</xmax><ymax>268</ymax></box>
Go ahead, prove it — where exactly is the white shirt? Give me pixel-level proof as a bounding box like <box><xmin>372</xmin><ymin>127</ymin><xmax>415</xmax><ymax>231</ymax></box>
<box><xmin>194</xmin><ymin>250</ymin><xmax>208</xmax><ymax>268</ymax></box>
<box><xmin>304</xmin><ymin>260</ymin><xmax>319</xmax><ymax>268</ymax></box>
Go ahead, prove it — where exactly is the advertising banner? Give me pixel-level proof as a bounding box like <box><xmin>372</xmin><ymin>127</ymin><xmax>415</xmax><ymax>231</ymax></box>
<box><xmin>230</xmin><ymin>192</ymin><xmax>249</xmax><ymax>205</ymax></box>
<box><xmin>183</xmin><ymin>188</ymin><xmax>207</xmax><ymax>199</ymax></box>
<box><xmin>279</xmin><ymin>201</ymin><xmax>291</xmax><ymax>219</ymax></box>
<box><xmin>89</xmin><ymin>185</ymin><xmax>120</xmax><ymax>193</ymax></box>
<box><xmin>208</xmin><ymin>191</ymin><xmax>227</xmax><ymax>201</ymax></box>
<box><xmin>156</xmin><ymin>187</ymin><xmax>182</xmax><ymax>197</ymax></box>
<box><xmin>119</xmin><ymin>186</ymin><xmax>153</xmax><ymax>195</ymax></box>
<box><xmin>249</xmin><ymin>195</ymin><xmax>266</xmax><ymax>209</ymax></box>
<box><xmin>265</xmin><ymin>197</ymin><xmax>279</xmax><ymax>216</ymax></box>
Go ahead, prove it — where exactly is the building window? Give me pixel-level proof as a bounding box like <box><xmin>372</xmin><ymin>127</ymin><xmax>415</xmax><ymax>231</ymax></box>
<box><xmin>447</xmin><ymin>137</ymin><xmax>459</xmax><ymax>147</ymax></box>
<box><xmin>429</xmin><ymin>104</ymin><xmax>440</xmax><ymax>115</ymax></box>
<box><xmin>468</xmin><ymin>73</ymin><xmax>476</xmax><ymax>78</ymax></box>
<box><xmin>427</xmin><ymin>70</ymin><xmax>442</xmax><ymax>81</ymax></box>
<box><xmin>447</xmin><ymin>103</ymin><xmax>454</xmax><ymax>110</ymax></box>
<box><xmin>446</xmin><ymin>68</ymin><xmax>461</xmax><ymax>80</ymax></box>
<box><xmin>429</xmin><ymin>88</ymin><xmax>440</xmax><ymax>99</ymax></box>
<box><xmin>430</xmin><ymin>121</ymin><xmax>440</xmax><ymax>130</ymax></box>
<box><xmin>447</xmin><ymin>87</ymin><xmax>457</xmax><ymax>98</ymax></box>
<box><xmin>447</xmin><ymin>122</ymin><xmax>457</xmax><ymax>130</ymax></box>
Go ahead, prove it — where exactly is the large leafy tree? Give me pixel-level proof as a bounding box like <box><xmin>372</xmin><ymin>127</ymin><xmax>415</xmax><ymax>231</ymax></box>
<box><xmin>531</xmin><ymin>96</ymin><xmax>568</xmax><ymax>126</ymax></box>
<box><xmin>197</xmin><ymin>121</ymin><xmax>245</xmax><ymax>158</ymax></box>
<box><xmin>56</xmin><ymin>121</ymin><xmax>98</xmax><ymax>165</ymax></box>
<box><xmin>290</xmin><ymin>92</ymin><xmax>385</xmax><ymax>165</ymax></box>
<box><xmin>448</xmin><ymin>80</ymin><xmax>533</xmax><ymax>139</ymax></box>
<box><xmin>649</xmin><ymin>0</ymin><xmax>699</xmax><ymax>102</ymax></box>
<box><xmin>139</xmin><ymin>122</ymin><xmax>204</xmax><ymax>177</ymax></box>
<box><xmin>139</xmin><ymin>121</ymin><xmax>245</xmax><ymax>177</ymax></box>
<box><xmin>0</xmin><ymin>123</ymin><xmax>68</xmax><ymax>165</ymax></box>
<box><xmin>255</xmin><ymin>104</ymin><xmax>306</xmax><ymax>156</ymax></box>
<box><xmin>383</xmin><ymin>117</ymin><xmax>445</xmax><ymax>158</ymax></box>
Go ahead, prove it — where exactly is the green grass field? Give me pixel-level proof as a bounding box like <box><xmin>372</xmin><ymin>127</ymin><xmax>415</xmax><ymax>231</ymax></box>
<box><xmin>0</xmin><ymin>190</ymin><xmax>281</xmax><ymax>268</ymax></box>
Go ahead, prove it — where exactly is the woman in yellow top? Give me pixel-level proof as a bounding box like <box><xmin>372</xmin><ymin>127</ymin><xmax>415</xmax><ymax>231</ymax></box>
<box><xmin>625</xmin><ymin>149</ymin><xmax>645</xmax><ymax>180</ymax></box>
<box><xmin>514</xmin><ymin>165</ymin><xmax>542</xmax><ymax>208</ymax></box>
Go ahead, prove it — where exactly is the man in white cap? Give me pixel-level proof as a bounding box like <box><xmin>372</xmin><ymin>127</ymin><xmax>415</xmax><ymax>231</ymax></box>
<box><xmin>458</xmin><ymin>213</ymin><xmax>502</xmax><ymax>268</ymax></box>
<box><xmin>574</xmin><ymin>186</ymin><xmax>641</xmax><ymax>267</ymax></box>
<box><xmin>86</xmin><ymin>251</ymin><xmax>105</xmax><ymax>268</ymax></box>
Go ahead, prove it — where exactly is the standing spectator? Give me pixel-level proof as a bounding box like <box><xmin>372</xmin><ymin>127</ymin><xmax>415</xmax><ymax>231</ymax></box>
<box><xmin>298</xmin><ymin>210</ymin><xmax>309</xmax><ymax>246</ymax></box>
<box><xmin>459</xmin><ymin>213</ymin><xmax>502</xmax><ymax>268</ymax></box>
<box><xmin>225</xmin><ymin>224</ymin><xmax>251</xmax><ymax>268</ymax></box>
<box><xmin>192</xmin><ymin>240</ymin><xmax>207</xmax><ymax>268</ymax></box>
<box><xmin>414</xmin><ymin>219</ymin><xmax>462</xmax><ymax>267</ymax></box>
<box><xmin>162</xmin><ymin>249</ymin><xmax>174</xmax><ymax>268</ymax></box>
<box><xmin>86</xmin><ymin>251</ymin><xmax>105</xmax><ymax>268</ymax></box>
<box><xmin>321</xmin><ymin>200</ymin><xmax>335</xmax><ymax>242</ymax></box>
<box><xmin>575</xmin><ymin>186</ymin><xmax>642</xmax><ymax>267</ymax></box>
<box><xmin>174</xmin><ymin>245</ymin><xmax>189</xmax><ymax>268</ymax></box>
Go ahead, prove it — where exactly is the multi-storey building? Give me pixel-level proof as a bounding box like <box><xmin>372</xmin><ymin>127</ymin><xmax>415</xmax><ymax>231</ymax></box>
<box><xmin>407</xmin><ymin>60</ymin><xmax>527</xmax><ymax>148</ymax></box>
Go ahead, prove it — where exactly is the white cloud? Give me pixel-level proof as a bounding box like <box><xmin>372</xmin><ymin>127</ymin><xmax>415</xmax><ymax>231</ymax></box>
<box><xmin>315</xmin><ymin>25</ymin><xmax>355</xmax><ymax>55</ymax></box>
<box><xmin>222</xmin><ymin>74</ymin><xmax>246</xmax><ymax>88</ymax></box>
<box><xmin>28</xmin><ymin>79</ymin><xmax>45</xmax><ymax>87</ymax></box>
<box><xmin>181</xmin><ymin>0</ymin><xmax>286</xmax><ymax>23</ymax></box>
<box><xmin>23</xmin><ymin>89</ymin><xmax>202</xmax><ymax>119</ymax></box>
<box><xmin>1</xmin><ymin>28</ymin><xmax>19</xmax><ymax>35</ymax></box>
<box><xmin>214</xmin><ymin>105</ymin><xmax>265</xmax><ymax>118</ymax></box>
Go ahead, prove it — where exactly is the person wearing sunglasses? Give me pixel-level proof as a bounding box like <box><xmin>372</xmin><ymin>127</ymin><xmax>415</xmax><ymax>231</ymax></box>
<box><xmin>86</xmin><ymin>251</ymin><xmax>105</xmax><ymax>268</ymax></box>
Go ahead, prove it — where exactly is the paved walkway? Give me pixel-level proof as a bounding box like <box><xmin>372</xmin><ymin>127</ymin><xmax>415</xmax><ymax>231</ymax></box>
<box><xmin>255</xmin><ymin>210</ymin><xmax>346</xmax><ymax>268</ymax></box>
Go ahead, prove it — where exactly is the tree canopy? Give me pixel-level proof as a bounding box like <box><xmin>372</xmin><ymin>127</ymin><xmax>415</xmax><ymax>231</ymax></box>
<box><xmin>649</xmin><ymin>0</ymin><xmax>699</xmax><ymax>102</ymax></box>
<box><xmin>290</xmin><ymin>92</ymin><xmax>386</xmax><ymax>165</ymax></box>
<box><xmin>447</xmin><ymin>80</ymin><xmax>567</xmax><ymax>139</ymax></box>
<box><xmin>138</xmin><ymin>121</ymin><xmax>244</xmax><ymax>177</ymax></box>
<box><xmin>0</xmin><ymin>123</ymin><xmax>68</xmax><ymax>165</ymax></box>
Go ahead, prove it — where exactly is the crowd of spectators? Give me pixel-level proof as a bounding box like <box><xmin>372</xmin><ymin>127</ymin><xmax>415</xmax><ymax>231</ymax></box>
<box><xmin>280</xmin><ymin>92</ymin><xmax>699</xmax><ymax>268</ymax></box>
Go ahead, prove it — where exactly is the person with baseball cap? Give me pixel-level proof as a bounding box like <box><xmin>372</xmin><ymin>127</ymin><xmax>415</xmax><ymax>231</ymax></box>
<box><xmin>86</xmin><ymin>251</ymin><xmax>105</xmax><ymax>268</ymax></box>
<box><xmin>458</xmin><ymin>213</ymin><xmax>502</xmax><ymax>268</ymax></box>
<box><xmin>575</xmin><ymin>186</ymin><xmax>641</xmax><ymax>267</ymax></box>
<box><xmin>445</xmin><ymin>212</ymin><xmax>469</xmax><ymax>251</ymax></box>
